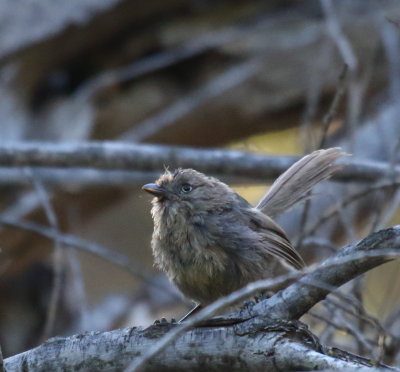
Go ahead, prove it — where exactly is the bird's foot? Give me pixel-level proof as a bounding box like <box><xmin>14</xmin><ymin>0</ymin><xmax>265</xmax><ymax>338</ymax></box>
<box><xmin>153</xmin><ymin>317</ymin><xmax>177</xmax><ymax>325</ymax></box>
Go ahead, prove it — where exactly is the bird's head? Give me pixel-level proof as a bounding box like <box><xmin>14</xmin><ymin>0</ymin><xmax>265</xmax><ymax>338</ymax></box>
<box><xmin>142</xmin><ymin>169</ymin><xmax>234</xmax><ymax>216</ymax></box>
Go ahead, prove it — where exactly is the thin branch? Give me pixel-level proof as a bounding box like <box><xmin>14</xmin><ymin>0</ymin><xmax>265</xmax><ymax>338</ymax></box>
<box><xmin>321</xmin><ymin>0</ymin><xmax>358</xmax><ymax>71</ymax></box>
<box><xmin>26</xmin><ymin>169</ymin><xmax>64</xmax><ymax>341</ymax></box>
<box><xmin>76</xmin><ymin>13</ymin><xmax>274</xmax><ymax>99</ymax></box>
<box><xmin>0</xmin><ymin>168</ymin><xmax>159</xmax><ymax>187</ymax></box>
<box><xmin>321</xmin><ymin>0</ymin><xmax>360</xmax><ymax>154</ymax></box>
<box><xmin>319</xmin><ymin>63</ymin><xmax>348</xmax><ymax>149</ymax></box>
<box><xmin>296</xmin><ymin>197</ymin><xmax>312</xmax><ymax>250</ymax></box>
<box><xmin>309</xmin><ymin>310</ymin><xmax>375</xmax><ymax>351</ymax></box>
<box><xmin>386</xmin><ymin>16</ymin><xmax>400</xmax><ymax>28</ymax></box>
<box><xmin>0</xmin><ymin>142</ymin><xmax>397</xmax><ymax>183</ymax></box>
<box><xmin>370</xmin><ymin>137</ymin><xmax>400</xmax><ymax>232</ymax></box>
<box><xmin>255</xmin><ymin>226</ymin><xmax>400</xmax><ymax>322</ymax></box>
<box><xmin>385</xmin><ymin>305</ymin><xmax>400</xmax><ymax>328</ymax></box>
<box><xmin>121</xmin><ymin>59</ymin><xmax>264</xmax><ymax>142</ymax></box>
<box><xmin>297</xmin><ymin>62</ymin><xmax>348</xmax><ymax>250</ymax></box>
<box><xmin>306</xmin><ymin>181</ymin><xmax>400</xmax><ymax>237</ymax></box>
<box><xmin>324</xmin><ymin>296</ymin><xmax>384</xmax><ymax>335</ymax></box>
<box><xmin>0</xmin><ymin>343</ymin><xmax>3</xmax><ymax>372</ymax></box>
<box><xmin>302</xmin><ymin>236</ymin><xmax>338</xmax><ymax>252</ymax></box>
<box><xmin>0</xmin><ymin>217</ymin><xmax>179</xmax><ymax>301</ymax></box>
<box><xmin>65</xmin><ymin>246</ymin><xmax>89</xmax><ymax>331</ymax></box>
<box><xmin>335</xmin><ymin>308</ymin><xmax>376</xmax><ymax>355</ymax></box>
<box><xmin>1</xmin><ymin>190</ymin><xmax>53</xmax><ymax>219</ymax></box>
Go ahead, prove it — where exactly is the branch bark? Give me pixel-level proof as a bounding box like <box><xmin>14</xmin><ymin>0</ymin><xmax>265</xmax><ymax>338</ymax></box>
<box><xmin>253</xmin><ymin>226</ymin><xmax>400</xmax><ymax>322</ymax></box>
<box><xmin>0</xmin><ymin>142</ymin><xmax>397</xmax><ymax>184</ymax></box>
<box><xmin>4</xmin><ymin>226</ymin><xmax>400</xmax><ymax>371</ymax></box>
<box><xmin>4</xmin><ymin>322</ymin><xmax>372</xmax><ymax>372</ymax></box>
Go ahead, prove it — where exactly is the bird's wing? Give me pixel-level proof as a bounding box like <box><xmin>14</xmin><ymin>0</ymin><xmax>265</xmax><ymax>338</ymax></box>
<box><xmin>256</xmin><ymin>148</ymin><xmax>348</xmax><ymax>219</ymax></box>
<box><xmin>247</xmin><ymin>209</ymin><xmax>305</xmax><ymax>270</ymax></box>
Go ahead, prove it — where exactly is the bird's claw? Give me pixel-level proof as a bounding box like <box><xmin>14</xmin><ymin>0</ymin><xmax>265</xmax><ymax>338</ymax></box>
<box><xmin>153</xmin><ymin>317</ymin><xmax>176</xmax><ymax>325</ymax></box>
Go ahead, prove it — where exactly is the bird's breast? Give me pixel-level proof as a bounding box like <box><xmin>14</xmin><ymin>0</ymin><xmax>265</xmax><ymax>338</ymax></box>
<box><xmin>151</xmin><ymin>210</ymin><xmax>235</xmax><ymax>303</ymax></box>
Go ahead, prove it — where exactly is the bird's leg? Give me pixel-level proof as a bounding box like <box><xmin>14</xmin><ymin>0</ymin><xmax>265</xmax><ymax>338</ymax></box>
<box><xmin>256</xmin><ymin>290</ymin><xmax>275</xmax><ymax>301</ymax></box>
<box><xmin>179</xmin><ymin>304</ymin><xmax>203</xmax><ymax>322</ymax></box>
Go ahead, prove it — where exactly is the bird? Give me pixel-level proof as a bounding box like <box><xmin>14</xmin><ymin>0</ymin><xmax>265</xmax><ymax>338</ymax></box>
<box><xmin>142</xmin><ymin>148</ymin><xmax>346</xmax><ymax>316</ymax></box>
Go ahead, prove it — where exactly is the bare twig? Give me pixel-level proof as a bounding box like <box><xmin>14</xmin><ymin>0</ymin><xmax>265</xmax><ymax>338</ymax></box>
<box><xmin>369</xmin><ymin>137</ymin><xmax>400</xmax><ymax>233</ymax></box>
<box><xmin>66</xmin><ymin>247</ymin><xmax>89</xmax><ymax>331</ymax></box>
<box><xmin>300</xmin><ymin>70</ymin><xmax>322</xmax><ymax>152</ymax></box>
<box><xmin>386</xmin><ymin>16</ymin><xmax>400</xmax><ymax>28</ymax></box>
<box><xmin>1</xmin><ymin>190</ymin><xmax>53</xmax><ymax>219</ymax></box>
<box><xmin>0</xmin><ymin>142</ymin><xmax>396</xmax><ymax>183</ymax></box>
<box><xmin>309</xmin><ymin>309</ymin><xmax>375</xmax><ymax>352</ymax></box>
<box><xmin>321</xmin><ymin>0</ymin><xmax>360</xmax><ymax>153</ymax></box>
<box><xmin>0</xmin><ymin>168</ymin><xmax>159</xmax><ymax>187</ymax></box>
<box><xmin>385</xmin><ymin>305</ymin><xmax>400</xmax><ymax>329</ymax></box>
<box><xmin>317</xmin><ymin>305</ymin><xmax>336</xmax><ymax>345</ymax></box>
<box><xmin>296</xmin><ymin>63</ymin><xmax>348</xmax><ymax>249</ymax></box>
<box><xmin>321</xmin><ymin>0</ymin><xmax>358</xmax><ymax>72</ymax></box>
<box><xmin>319</xmin><ymin>63</ymin><xmax>348</xmax><ymax>149</ymax></box>
<box><xmin>336</xmin><ymin>309</ymin><xmax>376</xmax><ymax>355</ymax></box>
<box><xmin>295</xmin><ymin>198</ymin><xmax>313</xmax><ymax>250</ymax></box>
<box><xmin>381</xmin><ymin>18</ymin><xmax>400</xmax><ymax>102</ymax></box>
<box><xmin>301</xmin><ymin>236</ymin><xmax>338</xmax><ymax>252</ymax></box>
<box><xmin>305</xmin><ymin>181</ymin><xmax>400</xmax><ymax>237</ymax></box>
<box><xmin>42</xmin><ymin>247</ymin><xmax>64</xmax><ymax>341</ymax></box>
<box><xmin>25</xmin><ymin>169</ymin><xmax>64</xmax><ymax>341</ymax></box>
<box><xmin>324</xmin><ymin>295</ymin><xmax>384</xmax><ymax>336</ymax></box>
<box><xmin>310</xmin><ymin>282</ymin><xmax>386</xmax><ymax>351</ymax></box>
<box><xmin>337</xmin><ymin>204</ymin><xmax>358</xmax><ymax>242</ymax></box>
<box><xmin>76</xmin><ymin>14</ymin><xmax>273</xmax><ymax>100</ymax></box>
<box><xmin>254</xmin><ymin>227</ymin><xmax>400</xmax><ymax>321</ymax></box>
<box><xmin>0</xmin><ymin>217</ymin><xmax>179</xmax><ymax>300</ymax></box>
<box><xmin>121</xmin><ymin>58</ymin><xmax>264</xmax><ymax>142</ymax></box>
<box><xmin>367</xmin><ymin>20</ymin><xmax>400</xmax><ymax>231</ymax></box>
<box><xmin>0</xmin><ymin>343</ymin><xmax>3</xmax><ymax>372</ymax></box>
<box><xmin>299</xmin><ymin>42</ymin><xmax>335</xmax><ymax>152</ymax></box>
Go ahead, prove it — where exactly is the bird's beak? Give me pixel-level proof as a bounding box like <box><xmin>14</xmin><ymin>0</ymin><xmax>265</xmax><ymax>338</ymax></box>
<box><xmin>142</xmin><ymin>183</ymin><xmax>165</xmax><ymax>197</ymax></box>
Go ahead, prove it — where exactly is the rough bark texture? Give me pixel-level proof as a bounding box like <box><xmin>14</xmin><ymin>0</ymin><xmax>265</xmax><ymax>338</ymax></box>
<box><xmin>4</xmin><ymin>226</ymin><xmax>400</xmax><ymax>371</ymax></box>
<box><xmin>3</xmin><ymin>322</ymin><xmax>370</xmax><ymax>372</ymax></box>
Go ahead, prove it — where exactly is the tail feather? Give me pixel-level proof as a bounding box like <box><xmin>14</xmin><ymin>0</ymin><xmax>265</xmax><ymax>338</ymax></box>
<box><xmin>256</xmin><ymin>148</ymin><xmax>348</xmax><ymax>218</ymax></box>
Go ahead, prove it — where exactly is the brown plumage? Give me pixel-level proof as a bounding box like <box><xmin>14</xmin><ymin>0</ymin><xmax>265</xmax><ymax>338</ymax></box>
<box><xmin>142</xmin><ymin>148</ymin><xmax>346</xmax><ymax>306</ymax></box>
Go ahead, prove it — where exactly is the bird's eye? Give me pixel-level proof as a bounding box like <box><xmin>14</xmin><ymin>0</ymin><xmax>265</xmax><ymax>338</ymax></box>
<box><xmin>181</xmin><ymin>184</ymin><xmax>193</xmax><ymax>193</ymax></box>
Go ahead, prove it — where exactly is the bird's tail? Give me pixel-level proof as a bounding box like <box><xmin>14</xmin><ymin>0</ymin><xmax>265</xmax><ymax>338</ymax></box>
<box><xmin>256</xmin><ymin>148</ymin><xmax>348</xmax><ymax>218</ymax></box>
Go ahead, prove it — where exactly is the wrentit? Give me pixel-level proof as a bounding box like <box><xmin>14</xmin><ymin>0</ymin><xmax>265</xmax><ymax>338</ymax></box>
<box><xmin>143</xmin><ymin>148</ymin><xmax>345</xmax><ymax>310</ymax></box>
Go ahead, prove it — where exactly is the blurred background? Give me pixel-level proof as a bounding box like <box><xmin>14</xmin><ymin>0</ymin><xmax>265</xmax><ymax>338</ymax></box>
<box><xmin>0</xmin><ymin>0</ymin><xmax>400</xmax><ymax>365</ymax></box>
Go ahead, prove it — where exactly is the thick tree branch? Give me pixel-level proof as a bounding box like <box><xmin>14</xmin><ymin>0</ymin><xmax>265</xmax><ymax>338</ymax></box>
<box><xmin>128</xmin><ymin>227</ymin><xmax>400</xmax><ymax>370</ymax></box>
<box><xmin>0</xmin><ymin>142</ymin><xmax>397</xmax><ymax>183</ymax></box>
<box><xmin>254</xmin><ymin>226</ymin><xmax>400</xmax><ymax>322</ymax></box>
<box><xmin>4</xmin><ymin>321</ymin><xmax>371</xmax><ymax>372</ymax></box>
<box><xmin>0</xmin><ymin>168</ymin><xmax>159</xmax><ymax>187</ymax></box>
<box><xmin>4</xmin><ymin>227</ymin><xmax>400</xmax><ymax>371</ymax></box>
